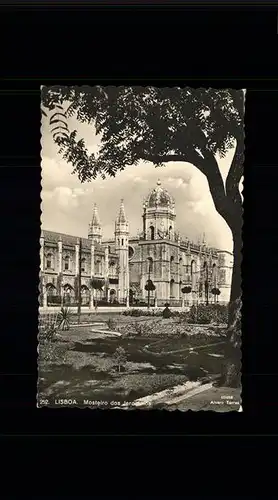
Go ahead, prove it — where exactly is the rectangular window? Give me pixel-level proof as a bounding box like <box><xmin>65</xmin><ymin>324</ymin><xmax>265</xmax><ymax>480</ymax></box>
<box><xmin>121</xmin><ymin>239</ymin><xmax>124</xmax><ymax>246</ymax></box>
<box><xmin>65</xmin><ymin>262</ymin><xmax>69</xmax><ymax>270</ymax></box>
<box><xmin>46</xmin><ymin>260</ymin><xmax>51</xmax><ymax>269</ymax></box>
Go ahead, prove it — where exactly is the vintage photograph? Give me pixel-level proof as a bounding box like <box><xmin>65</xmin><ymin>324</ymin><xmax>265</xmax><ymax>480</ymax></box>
<box><xmin>39</xmin><ymin>86</ymin><xmax>243</xmax><ymax>411</ymax></box>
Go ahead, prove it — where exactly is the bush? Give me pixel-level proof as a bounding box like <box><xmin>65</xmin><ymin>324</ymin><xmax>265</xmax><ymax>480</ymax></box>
<box><xmin>57</xmin><ymin>307</ymin><xmax>72</xmax><ymax>331</ymax></box>
<box><xmin>162</xmin><ymin>305</ymin><xmax>172</xmax><ymax>319</ymax></box>
<box><xmin>113</xmin><ymin>347</ymin><xmax>127</xmax><ymax>373</ymax></box>
<box><xmin>107</xmin><ymin>318</ymin><xmax>117</xmax><ymax>330</ymax></box>
<box><xmin>39</xmin><ymin>322</ymin><xmax>57</xmax><ymax>343</ymax></box>
<box><xmin>187</xmin><ymin>304</ymin><xmax>228</xmax><ymax>324</ymax></box>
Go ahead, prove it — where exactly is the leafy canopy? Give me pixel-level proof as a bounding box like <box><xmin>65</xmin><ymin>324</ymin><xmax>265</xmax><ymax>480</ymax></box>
<box><xmin>41</xmin><ymin>86</ymin><xmax>244</xmax><ymax>183</ymax></box>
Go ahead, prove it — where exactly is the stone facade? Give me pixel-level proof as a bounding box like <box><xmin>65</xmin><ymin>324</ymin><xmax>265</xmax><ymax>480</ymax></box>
<box><xmin>40</xmin><ymin>180</ymin><xmax>233</xmax><ymax>306</ymax></box>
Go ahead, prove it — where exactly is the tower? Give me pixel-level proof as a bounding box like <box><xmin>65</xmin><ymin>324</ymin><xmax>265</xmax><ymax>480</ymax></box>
<box><xmin>88</xmin><ymin>203</ymin><xmax>102</xmax><ymax>244</ymax></box>
<box><xmin>115</xmin><ymin>199</ymin><xmax>129</xmax><ymax>302</ymax></box>
<box><xmin>143</xmin><ymin>179</ymin><xmax>176</xmax><ymax>241</ymax></box>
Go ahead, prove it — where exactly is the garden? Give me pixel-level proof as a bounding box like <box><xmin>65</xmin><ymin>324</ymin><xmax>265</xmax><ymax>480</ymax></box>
<box><xmin>38</xmin><ymin>304</ymin><xmax>240</xmax><ymax>408</ymax></box>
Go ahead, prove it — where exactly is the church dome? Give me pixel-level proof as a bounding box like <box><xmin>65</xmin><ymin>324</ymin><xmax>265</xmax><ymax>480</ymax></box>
<box><xmin>144</xmin><ymin>179</ymin><xmax>174</xmax><ymax>209</ymax></box>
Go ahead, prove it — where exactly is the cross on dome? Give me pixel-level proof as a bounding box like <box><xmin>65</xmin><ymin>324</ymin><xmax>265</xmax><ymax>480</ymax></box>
<box><xmin>144</xmin><ymin>179</ymin><xmax>175</xmax><ymax>209</ymax></box>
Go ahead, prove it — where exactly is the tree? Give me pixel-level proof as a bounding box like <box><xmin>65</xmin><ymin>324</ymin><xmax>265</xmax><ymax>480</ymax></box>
<box><xmin>113</xmin><ymin>346</ymin><xmax>127</xmax><ymax>373</ymax></box>
<box><xmin>144</xmin><ymin>279</ymin><xmax>156</xmax><ymax>309</ymax></box>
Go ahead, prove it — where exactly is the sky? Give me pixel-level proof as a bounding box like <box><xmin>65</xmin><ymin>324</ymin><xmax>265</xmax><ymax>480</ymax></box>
<box><xmin>41</xmin><ymin>109</ymin><xmax>243</xmax><ymax>253</ymax></box>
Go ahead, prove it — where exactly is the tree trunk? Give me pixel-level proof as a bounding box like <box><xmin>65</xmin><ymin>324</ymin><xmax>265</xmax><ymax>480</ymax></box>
<box><xmin>228</xmin><ymin>224</ymin><xmax>242</xmax><ymax>328</ymax></box>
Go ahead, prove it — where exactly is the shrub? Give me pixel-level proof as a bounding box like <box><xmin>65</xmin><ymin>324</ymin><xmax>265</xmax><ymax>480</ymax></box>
<box><xmin>162</xmin><ymin>305</ymin><xmax>172</xmax><ymax>319</ymax></box>
<box><xmin>57</xmin><ymin>307</ymin><xmax>72</xmax><ymax>331</ymax></box>
<box><xmin>39</xmin><ymin>321</ymin><xmax>57</xmax><ymax>343</ymax></box>
<box><xmin>113</xmin><ymin>347</ymin><xmax>127</xmax><ymax>373</ymax></box>
<box><xmin>107</xmin><ymin>318</ymin><xmax>117</xmax><ymax>331</ymax></box>
<box><xmin>122</xmin><ymin>308</ymin><xmax>163</xmax><ymax>317</ymax></box>
<box><xmin>187</xmin><ymin>304</ymin><xmax>228</xmax><ymax>324</ymax></box>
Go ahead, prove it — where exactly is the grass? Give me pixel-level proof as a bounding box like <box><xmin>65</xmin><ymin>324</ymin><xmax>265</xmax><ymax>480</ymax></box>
<box><xmin>38</xmin><ymin>313</ymin><xmax>232</xmax><ymax>406</ymax></box>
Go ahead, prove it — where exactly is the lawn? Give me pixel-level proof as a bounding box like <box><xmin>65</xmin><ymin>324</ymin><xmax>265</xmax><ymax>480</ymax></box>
<box><xmin>38</xmin><ymin>314</ymin><xmax>229</xmax><ymax>408</ymax></box>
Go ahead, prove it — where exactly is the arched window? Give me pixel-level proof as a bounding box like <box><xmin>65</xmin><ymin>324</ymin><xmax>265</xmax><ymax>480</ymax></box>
<box><xmin>212</xmin><ymin>263</ymin><xmax>217</xmax><ymax>286</ymax></box>
<box><xmin>95</xmin><ymin>258</ymin><xmax>101</xmax><ymax>275</ymax></box>
<box><xmin>147</xmin><ymin>257</ymin><xmax>153</xmax><ymax>273</ymax></box>
<box><xmin>80</xmin><ymin>285</ymin><xmax>90</xmax><ymax>305</ymax></box>
<box><xmin>46</xmin><ymin>283</ymin><xmax>56</xmax><ymax>295</ymax></box>
<box><xmin>150</xmin><ymin>225</ymin><xmax>155</xmax><ymax>240</ymax></box>
<box><xmin>46</xmin><ymin>253</ymin><xmax>53</xmax><ymax>269</ymax></box>
<box><xmin>64</xmin><ymin>255</ymin><xmax>70</xmax><ymax>271</ymax></box>
<box><xmin>170</xmin><ymin>255</ymin><xmax>174</xmax><ymax>274</ymax></box>
<box><xmin>81</xmin><ymin>257</ymin><xmax>86</xmax><ymax>273</ymax></box>
<box><xmin>63</xmin><ymin>284</ymin><xmax>74</xmax><ymax>304</ymax></box>
<box><xmin>121</xmin><ymin>238</ymin><xmax>124</xmax><ymax>246</ymax></box>
<box><xmin>191</xmin><ymin>260</ymin><xmax>196</xmax><ymax>290</ymax></box>
<box><xmin>169</xmin><ymin>226</ymin><xmax>172</xmax><ymax>239</ymax></box>
<box><xmin>170</xmin><ymin>278</ymin><xmax>175</xmax><ymax>297</ymax></box>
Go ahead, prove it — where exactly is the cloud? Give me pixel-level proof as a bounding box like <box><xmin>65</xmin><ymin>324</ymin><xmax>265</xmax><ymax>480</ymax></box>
<box><xmin>41</xmin><ymin>117</ymin><xmax>237</xmax><ymax>253</ymax></box>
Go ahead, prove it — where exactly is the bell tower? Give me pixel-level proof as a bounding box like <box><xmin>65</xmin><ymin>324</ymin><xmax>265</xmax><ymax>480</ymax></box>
<box><xmin>115</xmin><ymin>199</ymin><xmax>129</xmax><ymax>302</ymax></box>
<box><xmin>143</xmin><ymin>179</ymin><xmax>176</xmax><ymax>240</ymax></box>
<box><xmin>88</xmin><ymin>203</ymin><xmax>102</xmax><ymax>244</ymax></box>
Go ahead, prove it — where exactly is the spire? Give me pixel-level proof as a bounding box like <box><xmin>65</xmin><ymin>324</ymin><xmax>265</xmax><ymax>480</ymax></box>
<box><xmin>91</xmin><ymin>203</ymin><xmax>101</xmax><ymax>227</ymax></box>
<box><xmin>116</xmin><ymin>199</ymin><xmax>128</xmax><ymax>224</ymax></box>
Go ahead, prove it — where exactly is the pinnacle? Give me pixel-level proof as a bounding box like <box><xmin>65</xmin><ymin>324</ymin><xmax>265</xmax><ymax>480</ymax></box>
<box><xmin>116</xmin><ymin>199</ymin><xmax>128</xmax><ymax>224</ymax></box>
<box><xmin>91</xmin><ymin>203</ymin><xmax>101</xmax><ymax>227</ymax></box>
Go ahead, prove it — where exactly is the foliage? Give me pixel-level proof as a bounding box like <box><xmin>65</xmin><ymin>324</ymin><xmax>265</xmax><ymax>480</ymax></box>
<box><xmin>162</xmin><ymin>305</ymin><xmax>172</xmax><ymax>319</ymax></box>
<box><xmin>107</xmin><ymin>318</ymin><xmax>117</xmax><ymax>331</ymax></box>
<box><xmin>38</xmin><ymin>314</ymin><xmax>68</xmax><ymax>366</ymax></box>
<box><xmin>211</xmin><ymin>287</ymin><xmax>221</xmax><ymax>296</ymax></box>
<box><xmin>57</xmin><ymin>307</ymin><xmax>72</xmax><ymax>331</ymax></box>
<box><xmin>122</xmin><ymin>308</ymin><xmax>163</xmax><ymax>317</ymax></box>
<box><xmin>41</xmin><ymin>86</ymin><xmax>243</xmax><ymax>182</ymax></box>
<box><xmin>39</xmin><ymin>321</ymin><xmax>57</xmax><ymax>343</ymax></box>
<box><xmin>90</xmin><ymin>278</ymin><xmax>105</xmax><ymax>291</ymax></box>
<box><xmin>188</xmin><ymin>304</ymin><xmax>228</xmax><ymax>325</ymax></box>
<box><xmin>113</xmin><ymin>347</ymin><xmax>127</xmax><ymax>373</ymax></box>
<box><xmin>144</xmin><ymin>279</ymin><xmax>156</xmax><ymax>292</ymax></box>
<box><xmin>181</xmin><ymin>286</ymin><xmax>192</xmax><ymax>294</ymax></box>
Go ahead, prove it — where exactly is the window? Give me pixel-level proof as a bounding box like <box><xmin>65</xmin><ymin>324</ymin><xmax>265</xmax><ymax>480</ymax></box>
<box><xmin>121</xmin><ymin>238</ymin><xmax>124</xmax><ymax>246</ymax></box>
<box><xmin>81</xmin><ymin>258</ymin><xmax>86</xmax><ymax>273</ymax></box>
<box><xmin>46</xmin><ymin>253</ymin><xmax>53</xmax><ymax>269</ymax></box>
<box><xmin>150</xmin><ymin>225</ymin><xmax>155</xmax><ymax>240</ymax></box>
<box><xmin>191</xmin><ymin>260</ymin><xmax>196</xmax><ymax>289</ymax></box>
<box><xmin>95</xmin><ymin>258</ymin><xmax>101</xmax><ymax>274</ymax></box>
<box><xmin>64</xmin><ymin>256</ymin><xmax>70</xmax><ymax>271</ymax></box>
<box><xmin>170</xmin><ymin>279</ymin><xmax>175</xmax><ymax>297</ymax></box>
<box><xmin>128</xmin><ymin>246</ymin><xmax>134</xmax><ymax>259</ymax></box>
<box><xmin>147</xmin><ymin>257</ymin><xmax>153</xmax><ymax>273</ymax></box>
